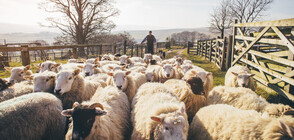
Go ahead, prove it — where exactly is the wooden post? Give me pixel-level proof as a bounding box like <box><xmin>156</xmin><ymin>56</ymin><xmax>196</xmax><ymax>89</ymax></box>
<box><xmin>221</xmin><ymin>37</ymin><xmax>227</xmax><ymax>70</ymax></box>
<box><xmin>112</xmin><ymin>44</ymin><xmax>116</xmax><ymax>54</ymax></box>
<box><xmin>209</xmin><ymin>40</ymin><xmax>213</xmax><ymax>62</ymax></box>
<box><xmin>72</xmin><ymin>48</ymin><xmax>78</xmax><ymax>59</ymax></box>
<box><xmin>226</xmin><ymin>35</ymin><xmax>233</xmax><ymax>70</ymax></box>
<box><xmin>285</xmin><ymin>51</ymin><xmax>294</xmax><ymax>94</ymax></box>
<box><xmin>136</xmin><ymin>45</ymin><xmax>139</xmax><ymax>56</ymax></box>
<box><xmin>187</xmin><ymin>42</ymin><xmax>190</xmax><ymax>54</ymax></box>
<box><xmin>131</xmin><ymin>45</ymin><xmax>134</xmax><ymax>57</ymax></box>
<box><xmin>204</xmin><ymin>41</ymin><xmax>208</xmax><ymax>59</ymax></box>
<box><xmin>141</xmin><ymin>46</ymin><xmax>143</xmax><ymax>58</ymax></box>
<box><xmin>195</xmin><ymin>41</ymin><xmax>198</xmax><ymax>55</ymax></box>
<box><xmin>231</xmin><ymin>19</ymin><xmax>238</xmax><ymax>66</ymax></box>
<box><xmin>123</xmin><ymin>40</ymin><xmax>127</xmax><ymax>55</ymax></box>
<box><xmin>99</xmin><ymin>45</ymin><xmax>103</xmax><ymax>56</ymax></box>
<box><xmin>21</xmin><ymin>45</ymin><xmax>30</xmax><ymax>66</ymax></box>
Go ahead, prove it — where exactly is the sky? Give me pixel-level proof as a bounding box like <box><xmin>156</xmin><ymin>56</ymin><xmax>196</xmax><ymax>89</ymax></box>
<box><xmin>0</xmin><ymin>0</ymin><xmax>293</xmax><ymax>32</ymax></box>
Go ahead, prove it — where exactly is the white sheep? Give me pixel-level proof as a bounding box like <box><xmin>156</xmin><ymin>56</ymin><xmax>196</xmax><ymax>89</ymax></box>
<box><xmin>143</xmin><ymin>53</ymin><xmax>152</xmax><ymax>64</ymax></box>
<box><xmin>85</xmin><ymin>73</ymin><xmax>109</xmax><ymax>88</ymax></box>
<box><xmin>54</xmin><ymin>69</ymin><xmax>101</xmax><ymax>109</ymax></box>
<box><xmin>119</xmin><ymin>55</ymin><xmax>129</xmax><ymax>64</ymax></box>
<box><xmin>29</xmin><ymin>71</ymin><xmax>57</xmax><ymax>93</ymax></box>
<box><xmin>207</xmin><ymin>86</ymin><xmax>294</xmax><ymax>117</ymax></box>
<box><xmin>0</xmin><ymin>80</ymin><xmax>33</xmax><ymax>102</ymax></box>
<box><xmin>106</xmin><ymin>70</ymin><xmax>147</xmax><ymax>103</ymax></box>
<box><xmin>129</xmin><ymin>57</ymin><xmax>144</xmax><ymax>63</ymax></box>
<box><xmin>188</xmin><ymin>104</ymin><xmax>294</xmax><ymax>140</ymax></box>
<box><xmin>4</xmin><ymin>65</ymin><xmax>32</xmax><ymax>83</ymax></box>
<box><xmin>128</xmin><ymin>66</ymin><xmax>146</xmax><ymax>73</ymax></box>
<box><xmin>101</xmin><ymin>64</ymin><xmax>126</xmax><ymax>73</ymax></box>
<box><xmin>159</xmin><ymin>64</ymin><xmax>182</xmax><ymax>83</ymax></box>
<box><xmin>183</xmin><ymin>60</ymin><xmax>192</xmax><ymax>65</ymax></box>
<box><xmin>77</xmin><ymin>63</ymin><xmax>102</xmax><ymax>77</ymax></box>
<box><xmin>182</xmin><ymin>69</ymin><xmax>213</xmax><ymax>97</ymax></box>
<box><xmin>152</xmin><ymin>55</ymin><xmax>162</xmax><ymax>63</ymax></box>
<box><xmin>34</xmin><ymin>61</ymin><xmax>61</xmax><ymax>73</ymax></box>
<box><xmin>0</xmin><ymin>92</ymin><xmax>66</xmax><ymax>140</ymax></box>
<box><xmin>146</xmin><ymin>65</ymin><xmax>162</xmax><ymax>82</ymax></box>
<box><xmin>225</xmin><ymin>65</ymin><xmax>257</xmax><ymax>91</ymax></box>
<box><xmin>101</xmin><ymin>54</ymin><xmax>115</xmax><ymax>61</ymax></box>
<box><xmin>81</xmin><ymin>58</ymin><xmax>99</xmax><ymax>64</ymax></box>
<box><xmin>164</xmin><ymin>78</ymin><xmax>206</xmax><ymax>123</ymax></box>
<box><xmin>131</xmin><ymin>82</ymin><xmax>189</xmax><ymax>140</ymax></box>
<box><xmin>96</xmin><ymin>60</ymin><xmax>121</xmax><ymax>66</ymax></box>
<box><xmin>62</xmin><ymin>86</ymin><xmax>130</xmax><ymax>140</ymax></box>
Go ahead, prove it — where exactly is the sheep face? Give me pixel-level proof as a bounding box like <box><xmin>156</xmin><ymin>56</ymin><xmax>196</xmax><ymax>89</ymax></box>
<box><xmin>0</xmin><ymin>78</ymin><xmax>13</xmax><ymax>91</ymax></box>
<box><xmin>108</xmin><ymin>71</ymin><xmax>131</xmax><ymax>90</ymax></box>
<box><xmin>232</xmin><ymin>72</ymin><xmax>254</xmax><ymax>88</ymax></box>
<box><xmin>33</xmin><ymin>72</ymin><xmax>56</xmax><ymax>93</ymax></box>
<box><xmin>55</xmin><ymin>69</ymin><xmax>80</xmax><ymax>95</ymax></box>
<box><xmin>101</xmin><ymin>55</ymin><xmax>113</xmax><ymax>61</ymax></box>
<box><xmin>176</xmin><ymin>57</ymin><xmax>183</xmax><ymax>66</ymax></box>
<box><xmin>62</xmin><ymin>102</ymin><xmax>106</xmax><ymax>140</ymax></box>
<box><xmin>186</xmin><ymin>76</ymin><xmax>205</xmax><ymax>95</ymax></box>
<box><xmin>144</xmin><ymin>54</ymin><xmax>152</xmax><ymax>63</ymax></box>
<box><xmin>39</xmin><ymin>61</ymin><xmax>60</xmax><ymax>73</ymax></box>
<box><xmin>162</xmin><ymin>64</ymin><xmax>175</xmax><ymax>78</ymax></box>
<box><xmin>5</xmin><ymin>65</ymin><xmax>31</xmax><ymax>83</ymax></box>
<box><xmin>151</xmin><ymin>103</ymin><xmax>187</xmax><ymax>140</ymax></box>
<box><xmin>180</xmin><ymin>65</ymin><xmax>192</xmax><ymax>74</ymax></box>
<box><xmin>83</xmin><ymin>64</ymin><xmax>99</xmax><ymax>76</ymax></box>
<box><xmin>196</xmin><ymin>71</ymin><xmax>212</xmax><ymax>84</ymax></box>
<box><xmin>145</xmin><ymin>71</ymin><xmax>155</xmax><ymax>82</ymax></box>
<box><xmin>119</xmin><ymin>55</ymin><xmax>128</xmax><ymax>64</ymax></box>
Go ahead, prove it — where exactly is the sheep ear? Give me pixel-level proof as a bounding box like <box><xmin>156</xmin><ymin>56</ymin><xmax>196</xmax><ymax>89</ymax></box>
<box><xmin>107</xmin><ymin>73</ymin><xmax>113</xmax><ymax>76</ymax></box>
<box><xmin>232</xmin><ymin>72</ymin><xmax>238</xmax><ymax>76</ymax></box>
<box><xmin>72</xmin><ymin>102</ymin><xmax>80</xmax><ymax>108</ymax></box>
<box><xmin>177</xmin><ymin>66</ymin><xmax>181</xmax><ymax>69</ymax></box>
<box><xmin>77</xmin><ymin>65</ymin><xmax>84</xmax><ymax>69</ymax></box>
<box><xmin>81</xmin><ymin>59</ymin><xmax>86</xmax><ymax>63</ymax></box>
<box><xmin>177</xmin><ymin>102</ymin><xmax>186</xmax><ymax>115</ymax></box>
<box><xmin>34</xmin><ymin>63</ymin><xmax>41</xmax><ymax>69</ymax></box>
<box><xmin>95</xmin><ymin>58</ymin><xmax>99</xmax><ymax>63</ymax></box>
<box><xmin>54</xmin><ymin>63</ymin><xmax>61</xmax><ymax>68</ymax></box>
<box><xmin>126</xmin><ymin>71</ymin><xmax>131</xmax><ymax>76</ymax></box>
<box><xmin>61</xmin><ymin>109</ymin><xmax>74</xmax><ymax>117</ymax></box>
<box><xmin>24</xmin><ymin>65</ymin><xmax>31</xmax><ymax>71</ymax></box>
<box><xmin>191</xmin><ymin>70</ymin><xmax>197</xmax><ymax>75</ymax></box>
<box><xmin>73</xmin><ymin>69</ymin><xmax>80</xmax><ymax>76</ymax></box>
<box><xmin>249</xmin><ymin>74</ymin><xmax>255</xmax><ymax>77</ymax></box>
<box><xmin>141</xmin><ymin>71</ymin><xmax>145</xmax><ymax>74</ymax></box>
<box><xmin>95</xmin><ymin>62</ymin><xmax>101</xmax><ymax>67</ymax></box>
<box><xmin>24</xmin><ymin>75</ymin><xmax>34</xmax><ymax>81</ymax></box>
<box><xmin>206</xmin><ymin>72</ymin><xmax>212</xmax><ymax>76</ymax></box>
<box><xmin>279</xmin><ymin>121</ymin><xmax>294</xmax><ymax>138</ymax></box>
<box><xmin>4</xmin><ymin>67</ymin><xmax>12</xmax><ymax>71</ymax></box>
<box><xmin>151</xmin><ymin>116</ymin><xmax>163</xmax><ymax>123</ymax></box>
<box><xmin>108</xmin><ymin>66</ymin><xmax>114</xmax><ymax>70</ymax></box>
<box><xmin>95</xmin><ymin>109</ymin><xmax>107</xmax><ymax>116</ymax></box>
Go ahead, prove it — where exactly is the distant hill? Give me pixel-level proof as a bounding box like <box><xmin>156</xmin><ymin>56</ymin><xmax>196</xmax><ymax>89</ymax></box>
<box><xmin>0</xmin><ymin>32</ymin><xmax>59</xmax><ymax>45</ymax></box>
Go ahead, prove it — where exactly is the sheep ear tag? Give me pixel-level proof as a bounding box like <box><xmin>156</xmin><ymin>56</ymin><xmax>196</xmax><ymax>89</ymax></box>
<box><xmin>151</xmin><ymin>116</ymin><xmax>162</xmax><ymax>123</ymax></box>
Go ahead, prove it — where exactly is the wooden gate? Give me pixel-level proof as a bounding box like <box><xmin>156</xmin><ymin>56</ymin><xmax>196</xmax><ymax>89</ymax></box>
<box><xmin>231</xmin><ymin>18</ymin><xmax>294</xmax><ymax>101</ymax></box>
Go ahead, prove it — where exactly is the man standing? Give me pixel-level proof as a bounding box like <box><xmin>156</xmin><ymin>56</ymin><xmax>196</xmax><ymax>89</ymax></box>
<box><xmin>141</xmin><ymin>31</ymin><xmax>156</xmax><ymax>54</ymax></box>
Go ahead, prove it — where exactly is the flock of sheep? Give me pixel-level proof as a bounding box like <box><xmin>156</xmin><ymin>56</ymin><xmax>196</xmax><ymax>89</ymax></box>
<box><xmin>0</xmin><ymin>52</ymin><xmax>294</xmax><ymax>140</ymax></box>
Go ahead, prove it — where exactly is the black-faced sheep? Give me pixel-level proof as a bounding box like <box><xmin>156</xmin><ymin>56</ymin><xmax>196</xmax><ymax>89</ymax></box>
<box><xmin>0</xmin><ymin>92</ymin><xmax>66</xmax><ymax>140</ymax></box>
<box><xmin>62</xmin><ymin>86</ymin><xmax>130</xmax><ymax>140</ymax></box>
<box><xmin>0</xmin><ymin>78</ymin><xmax>14</xmax><ymax>91</ymax></box>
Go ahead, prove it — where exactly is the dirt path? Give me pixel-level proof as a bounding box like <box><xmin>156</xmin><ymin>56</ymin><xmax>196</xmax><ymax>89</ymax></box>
<box><xmin>166</xmin><ymin>48</ymin><xmax>186</xmax><ymax>58</ymax></box>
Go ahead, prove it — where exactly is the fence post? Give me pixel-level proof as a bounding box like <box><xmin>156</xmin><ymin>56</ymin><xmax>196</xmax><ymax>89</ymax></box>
<box><xmin>187</xmin><ymin>43</ymin><xmax>190</xmax><ymax>54</ymax></box>
<box><xmin>204</xmin><ymin>41</ymin><xmax>208</xmax><ymax>59</ymax></box>
<box><xmin>136</xmin><ymin>45</ymin><xmax>139</xmax><ymax>56</ymax></box>
<box><xmin>21</xmin><ymin>45</ymin><xmax>30</xmax><ymax>66</ymax></box>
<box><xmin>209</xmin><ymin>40</ymin><xmax>213</xmax><ymax>62</ymax></box>
<box><xmin>226</xmin><ymin>35</ymin><xmax>233</xmax><ymax>70</ymax></box>
<box><xmin>72</xmin><ymin>48</ymin><xmax>78</xmax><ymax>59</ymax></box>
<box><xmin>131</xmin><ymin>45</ymin><xmax>134</xmax><ymax>57</ymax></box>
<box><xmin>112</xmin><ymin>44</ymin><xmax>116</xmax><ymax>54</ymax></box>
<box><xmin>123</xmin><ymin>40</ymin><xmax>127</xmax><ymax>55</ymax></box>
<box><xmin>285</xmin><ymin>51</ymin><xmax>294</xmax><ymax>94</ymax></box>
<box><xmin>141</xmin><ymin>46</ymin><xmax>143</xmax><ymax>58</ymax></box>
<box><xmin>231</xmin><ymin>19</ymin><xmax>238</xmax><ymax>66</ymax></box>
<box><xmin>221</xmin><ymin>37</ymin><xmax>227</xmax><ymax>70</ymax></box>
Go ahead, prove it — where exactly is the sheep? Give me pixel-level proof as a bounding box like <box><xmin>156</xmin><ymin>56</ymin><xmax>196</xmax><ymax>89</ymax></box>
<box><xmin>96</xmin><ymin>60</ymin><xmax>120</xmax><ymax>66</ymax></box>
<box><xmin>4</xmin><ymin>65</ymin><xmax>32</xmax><ymax>83</ymax></box>
<box><xmin>182</xmin><ymin>69</ymin><xmax>213</xmax><ymax>97</ymax></box>
<box><xmin>85</xmin><ymin>73</ymin><xmax>109</xmax><ymax>88</ymax></box>
<box><xmin>183</xmin><ymin>60</ymin><xmax>192</xmax><ymax>65</ymax></box>
<box><xmin>225</xmin><ymin>65</ymin><xmax>257</xmax><ymax>91</ymax></box>
<box><xmin>81</xmin><ymin>58</ymin><xmax>99</xmax><ymax>64</ymax></box>
<box><xmin>179</xmin><ymin>64</ymin><xmax>193</xmax><ymax>74</ymax></box>
<box><xmin>0</xmin><ymin>80</ymin><xmax>33</xmax><ymax>102</ymax></box>
<box><xmin>101</xmin><ymin>64</ymin><xmax>126</xmax><ymax>73</ymax></box>
<box><xmin>101</xmin><ymin>54</ymin><xmax>115</xmax><ymax>61</ymax></box>
<box><xmin>0</xmin><ymin>78</ymin><xmax>14</xmax><ymax>91</ymax></box>
<box><xmin>207</xmin><ymin>86</ymin><xmax>294</xmax><ymax>117</ymax></box>
<box><xmin>175</xmin><ymin>57</ymin><xmax>184</xmax><ymax>66</ymax></box>
<box><xmin>54</xmin><ymin>69</ymin><xmax>101</xmax><ymax>109</ymax></box>
<box><xmin>62</xmin><ymin>86</ymin><xmax>130</xmax><ymax>140</ymax></box>
<box><xmin>162</xmin><ymin>58</ymin><xmax>176</xmax><ymax>65</ymax></box>
<box><xmin>128</xmin><ymin>66</ymin><xmax>146</xmax><ymax>73</ymax></box>
<box><xmin>164</xmin><ymin>78</ymin><xmax>206</xmax><ymax>123</ymax></box>
<box><xmin>67</xmin><ymin>59</ymin><xmax>78</xmax><ymax>63</ymax></box>
<box><xmin>107</xmin><ymin>70</ymin><xmax>147</xmax><ymax>103</ymax></box>
<box><xmin>146</xmin><ymin>65</ymin><xmax>162</xmax><ymax>82</ymax></box>
<box><xmin>143</xmin><ymin>53</ymin><xmax>153</xmax><ymax>64</ymax></box>
<box><xmin>34</xmin><ymin>61</ymin><xmax>61</xmax><ymax>73</ymax></box>
<box><xmin>158</xmin><ymin>64</ymin><xmax>182</xmax><ymax>83</ymax></box>
<box><xmin>129</xmin><ymin>57</ymin><xmax>144</xmax><ymax>63</ymax></box>
<box><xmin>0</xmin><ymin>92</ymin><xmax>66</xmax><ymax>140</ymax></box>
<box><xmin>77</xmin><ymin>63</ymin><xmax>102</xmax><ymax>77</ymax></box>
<box><xmin>152</xmin><ymin>55</ymin><xmax>162</xmax><ymax>63</ymax></box>
<box><xmin>188</xmin><ymin>104</ymin><xmax>294</xmax><ymax>140</ymax></box>
<box><xmin>30</xmin><ymin>71</ymin><xmax>57</xmax><ymax>93</ymax></box>
<box><xmin>119</xmin><ymin>55</ymin><xmax>129</xmax><ymax>64</ymax></box>
<box><xmin>131</xmin><ymin>82</ymin><xmax>189</xmax><ymax>140</ymax></box>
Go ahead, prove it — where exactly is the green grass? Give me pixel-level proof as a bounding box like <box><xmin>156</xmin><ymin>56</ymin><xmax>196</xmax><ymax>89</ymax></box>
<box><xmin>0</xmin><ymin>59</ymin><xmax>68</xmax><ymax>78</ymax></box>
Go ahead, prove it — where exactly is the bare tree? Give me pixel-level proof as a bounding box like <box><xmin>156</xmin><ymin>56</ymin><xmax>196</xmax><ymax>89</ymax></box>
<box><xmin>210</xmin><ymin>0</ymin><xmax>233</xmax><ymax>38</ymax></box>
<box><xmin>40</xmin><ymin>0</ymin><xmax>119</xmax><ymax>55</ymax></box>
<box><xmin>229</xmin><ymin>0</ymin><xmax>273</xmax><ymax>24</ymax></box>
